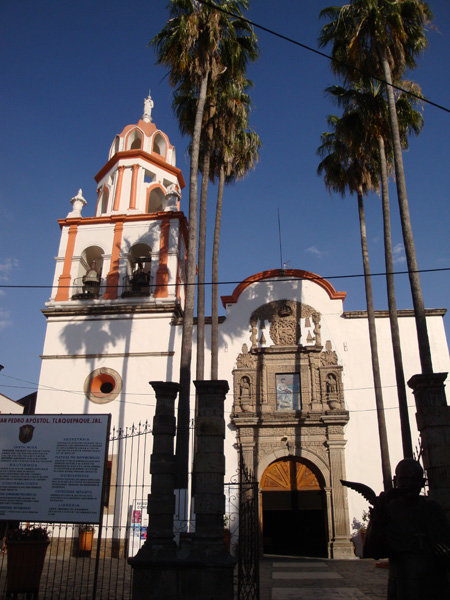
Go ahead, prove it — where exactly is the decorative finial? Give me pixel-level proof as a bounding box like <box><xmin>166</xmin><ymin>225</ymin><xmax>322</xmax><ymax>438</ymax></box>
<box><xmin>67</xmin><ymin>189</ymin><xmax>87</xmax><ymax>218</ymax></box>
<box><xmin>142</xmin><ymin>91</ymin><xmax>154</xmax><ymax>123</ymax></box>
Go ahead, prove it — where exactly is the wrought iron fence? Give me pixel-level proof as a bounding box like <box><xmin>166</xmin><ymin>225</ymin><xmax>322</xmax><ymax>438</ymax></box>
<box><xmin>0</xmin><ymin>422</ymin><xmax>260</xmax><ymax>599</ymax></box>
<box><xmin>0</xmin><ymin>421</ymin><xmax>152</xmax><ymax>600</ymax></box>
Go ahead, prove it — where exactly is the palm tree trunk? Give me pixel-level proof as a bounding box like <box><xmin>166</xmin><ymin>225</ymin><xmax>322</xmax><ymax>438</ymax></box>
<box><xmin>196</xmin><ymin>149</ymin><xmax>211</xmax><ymax>382</ymax></box>
<box><xmin>380</xmin><ymin>51</ymin><xmax>433</xmax><ymax>375</ymax></box>
<box><xmin>378</xmin><ymin>136</ymin><xmax>413</xmax><ymax>458</ymax></box>
<box><xmin>211</xmin><ymin>164</ymin><xmax>225</xmax><ymax>380</ymax></box>
<box><xmin>358</xmin><ymin>190</ymin><xmax>392</xmax><ymax>490</ymax></box>
<box><xmin>175</xmin><ymin>71</ymin><xmax>209</xmax><ymax>489</ymax></box>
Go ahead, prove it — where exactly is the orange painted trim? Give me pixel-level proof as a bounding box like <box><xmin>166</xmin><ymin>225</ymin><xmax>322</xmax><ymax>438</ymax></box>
<box><xmin>221</xmin><ymin>268</ymin><xmax>347</xmax><ymax>308</ymax></box>
<box><xmin>94</xmin><ymin>149</ymin><xmax>186</xmax><ymax>190</ymax></box>
<box><xmin>120</xmin><ymin>120</ymin><xmax>157</xmax><ymax>139</ymax></box>
<box><xmin>154</xmin><ymin>218</ymin><xmax>170</xmax><ymax>298</ymax></box>
<box><xmin>129</xmin><ymin>164</ymin><xmax>139</xmax><ymax>210</ymax></box>
<box><xmin>58</xmin><ymin>210</ymin><xmax>188</xmax><ymax>229</ymax></box>
<box><xmin>104</xmin><ymin>221</ymin><xmax>124</xmax><ymax>300</ymax></box>
<box><xmin>55</xmin><ymin>224</ymin><xmax>78</xmax><ymax>301</ymax></box>
<box><xmin>113</xmin><ymin>166</ymin><xmax>125</xmax><ymax>211</ymax></box>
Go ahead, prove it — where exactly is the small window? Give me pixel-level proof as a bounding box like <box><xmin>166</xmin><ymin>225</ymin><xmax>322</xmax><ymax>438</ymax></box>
<box><xmin>127</xmin><ymin>129</ymin><xmax>143</xmax><ymax>151</ymax></box>
<box><xmin>110</xmin><ymin>136</ymin><xmax>120</xmax><ymax>158</ymax></box>
<box><xmin>144</xmin><ymin>170</ymin><xmax>155</xmax><ymax>184</ymax></box>
<box><xmin>152</xmin><ymin>133</ymin><xmax>166</xmax><ymax>157</ymax></box>
<box><xmin>84</xmin><ymin>368</ymin><xmax>122</xmax><ymax>404</ymax></box>
<box><xmin>100</xmin><ymin>189</ymin><xmax>109</xmax><ymax>214</ymax></box>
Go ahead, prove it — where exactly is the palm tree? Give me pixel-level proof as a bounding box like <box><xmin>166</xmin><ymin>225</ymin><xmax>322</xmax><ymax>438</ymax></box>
<box><xmin>173</xmin><ymin>87</ymin><xmax>215</xmax><ymax>383</ymax></box>
<box><xmin>318</xmin><ymin>113</ymin><xmax>392</xmax><ymax>490</ymax></box>
<box><xmin>211</xmin><ymin>126</ymin><xmax>261</xmax><ymax>379</ymax></box>
<box><xmin>151</xmin><ymin>0</ymin><xmax>258</xmax><ymax>488</ymax></box>
<box><xmin>326</xmin><ymin>80</ymin><xmax>423</xmax><ymax>458</ymax></box>
<box><xmin>319</xmin><ymin>0</ymin><xmax>434</xmax><ymax>375</ymax></box>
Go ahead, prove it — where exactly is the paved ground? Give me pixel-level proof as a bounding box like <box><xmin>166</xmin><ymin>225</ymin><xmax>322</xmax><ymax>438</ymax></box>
<box><xmin>0</xmin><ymin>551</ymin><xmax>389</xmax><ymax>599</ymax></box>
<box><xmin>260</xmin><ymin>556</ymin><xmax>389</xmax><ymax>600</ymax></box>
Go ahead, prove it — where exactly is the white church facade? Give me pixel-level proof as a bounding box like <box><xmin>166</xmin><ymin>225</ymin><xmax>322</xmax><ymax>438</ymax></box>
<box><xmin>36</xmin><ymin>96</ymin><xmax>450</xmax><ymax>558</ymax></box>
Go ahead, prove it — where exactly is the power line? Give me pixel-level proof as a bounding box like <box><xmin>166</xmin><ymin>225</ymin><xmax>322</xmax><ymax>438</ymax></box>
<box><xmin>195</xmin><ymin>0</ymin><xmax>450</xmax><ymax>115</ymax></box>
<box><xmin>0</xmin><ymin>379</ymin><xmax>420</xmax><ymax>415</ymax></box>
<box><xmin>0</xmin><ymin>266</ymin><xmax>448</xmax><ymax>291</ymax></box>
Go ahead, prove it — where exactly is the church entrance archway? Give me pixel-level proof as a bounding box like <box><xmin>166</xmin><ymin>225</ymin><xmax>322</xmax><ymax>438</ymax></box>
<box><xmin>260</xmin><ymin>457</ymin><xmax>327</xmax><ymax>557</ymax></box>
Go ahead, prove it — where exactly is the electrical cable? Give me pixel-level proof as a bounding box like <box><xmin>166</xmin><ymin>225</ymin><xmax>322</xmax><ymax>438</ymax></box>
<box><xmin>0</xmin><ymin>266</ymin><xmax>448</xmax><ymax>290</ymax></box>
<box><xmin>0</xmin><ymin>374</ymin><xmax>431</xmax><ymax>414</ymax></box>
<box><xmin>195</xmin><ymin>0</ymin><xmax>450</xmax><ymax>115</ymax></box>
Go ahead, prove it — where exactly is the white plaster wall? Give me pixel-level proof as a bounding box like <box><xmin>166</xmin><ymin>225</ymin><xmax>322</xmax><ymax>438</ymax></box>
<box><xmin>37</xmin><ymin>312</ymin><xmax>182</xmax><ymax>429</ymax></box>
<box><xmin>0</xmin><ymin>394</ymin><xmax>24</xmax><ymax>414</ymax></box>
<box><xmin>192</xmin><ymin>277</ymin><xmax>449</xmax><ymax>527</ymax></box>
<box><xmin>38</xmin><ymin>267</ymin><xmax>449</xmax><ymax>531</ymax></box>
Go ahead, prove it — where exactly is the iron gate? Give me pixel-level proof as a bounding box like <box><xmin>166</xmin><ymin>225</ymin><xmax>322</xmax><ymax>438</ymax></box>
<box><xmin>225</xmin><ymin>448</ymin><xmax>260</xmax><ymax>600</ymax></box>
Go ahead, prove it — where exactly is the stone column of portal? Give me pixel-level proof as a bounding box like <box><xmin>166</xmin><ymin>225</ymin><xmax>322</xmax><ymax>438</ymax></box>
<box><xmin>184</xmin><ymin>380</ymin><xmax>234</xmax><ymax>600</ymax></box>
<box><xmin>408</xmin><ymin>373</ymin><xmax>450</xmax><ymax>521</ymax></box>
<box><xmin>325</xmin><ymin>419</ymin><xmax>354</xmax><ymax>559</ymax></box>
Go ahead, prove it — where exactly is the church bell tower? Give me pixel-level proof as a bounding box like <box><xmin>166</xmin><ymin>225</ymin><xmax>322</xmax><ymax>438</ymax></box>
<box><xmin>37</xmin><ymin>94</ymin><xmax>187</xmax><ymax>422</ymax></box>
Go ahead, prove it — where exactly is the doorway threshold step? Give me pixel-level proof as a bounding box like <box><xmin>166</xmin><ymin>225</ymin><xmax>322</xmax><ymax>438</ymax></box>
<box><xmin>273</xmin><ymin>572</ymin><xmax>342</xmax><ymax>580</ymax></box>
<box><xmin>273</xmin><ymin>562</ymin><xmax>328</xmax><ymax>568</ymax></box>
<box><xmin>272</xmin><ymin>588</ymin><xmax>367</xmax><ymax>599</ymax></box>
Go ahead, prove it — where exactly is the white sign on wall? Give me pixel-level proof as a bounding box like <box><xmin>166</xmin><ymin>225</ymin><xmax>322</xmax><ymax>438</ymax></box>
<box><xmin>129</xmin><ymin>498</ymin><xmax>148</xmax><ymax>557</ymax></box>
<box><xmin>0</xmin><ymin>414</ymin><xmax>110</xmax><ymax>523</ymax></box>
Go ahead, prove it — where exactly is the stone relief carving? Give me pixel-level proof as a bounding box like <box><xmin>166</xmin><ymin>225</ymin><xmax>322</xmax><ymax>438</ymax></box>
<box><xmin>250</xmin><ymin>320</ymin><xmax>258</xmax><ymax>350</ymax></box>
<box><xmin>269</xmin><ymin>303</ymin><xmax>300</xmax><ymax>346</ymax></box>
<box><xmin>238</xmin><ymin>375</ymin><xmax>252</xmax><ymax>412</ymax></box>
<box><xmin>249</xmin><ymin>300</ymin><xmax>321</xmax><ymax>348</ymax></box>
<box><xmin>327</xmin><ymin>426</ymin><xmax>345</xmax><ymax>435</ymax></box>
<box><xmin>320</xmin><ymin>340</ymin><xmax>338</xmax><ymax>366</ymax></box>
<box><xmin>236</xmin><ymin>344</ymin><xmax>256</xmax><ymax>369</ymax></box>
<box><xmin>312</xmin><ymin>312</ymin><xmax>322</xmax><ymax>346</ymax></box>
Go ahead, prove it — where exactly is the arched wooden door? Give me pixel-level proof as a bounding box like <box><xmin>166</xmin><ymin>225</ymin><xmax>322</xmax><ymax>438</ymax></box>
<box><xmin>260</xmin><ymin>458</ymin><xmax>327</xmax><ymax>557</ymax></box>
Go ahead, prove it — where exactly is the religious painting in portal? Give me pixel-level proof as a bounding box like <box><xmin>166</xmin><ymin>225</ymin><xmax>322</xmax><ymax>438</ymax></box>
<box><xmin>276</xmin><ymin>373</ymin><xmax>301</xmax><ymax>411</ymax></box>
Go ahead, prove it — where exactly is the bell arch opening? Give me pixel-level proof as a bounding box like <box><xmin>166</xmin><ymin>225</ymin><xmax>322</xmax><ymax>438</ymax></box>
<box><xmin>260</xmin><ymin>457</ymin><xmax>328</xmax><ymax>557</ymax></box>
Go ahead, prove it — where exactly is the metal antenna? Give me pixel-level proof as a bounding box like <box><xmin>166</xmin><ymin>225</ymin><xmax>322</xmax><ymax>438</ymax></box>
<box><xmin>277</xmin><ymin>208</ymin><xmax>283</xmax><ymax>270</ymax></box>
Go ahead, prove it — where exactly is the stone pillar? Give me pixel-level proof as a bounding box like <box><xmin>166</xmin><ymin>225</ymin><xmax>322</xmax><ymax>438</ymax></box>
<box><xmin>186</xmin><ymin>380</ymin><xmax>234</xmax><ymax>600</ymax></box>
<box><xmin>325</xmin><ymin>417</ymin><xmax>354</xmax><ymax>558</ymax></box>
<box><xmin>192</xmin><ymin>380</ymin><xmax>229</xmax><ymax>546</ymax></box>
<box><xmin>408</xmin><ymin>372</ymin><xmax>450</xmax><ymax>520</ymax></box>
<box><xmin>129</xmin><ymin>381</ymin><xmax>180</xmax><ymax>599</ymax></box>
<box><xmin>145</xmin><ymin>381</ymin><xmax>180</xmax><ymax>550</ymax></box>
<box><xmin>324</xmin><ymin>487</ymin><xmax>333</xmax><ymax>558</ymax></box>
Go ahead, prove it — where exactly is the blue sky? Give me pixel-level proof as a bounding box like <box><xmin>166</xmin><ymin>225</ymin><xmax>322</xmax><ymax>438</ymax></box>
<box><xmin>0</xmin><ymin>0</ymin><xmax>449</xmax><ymax>401</ymax></box>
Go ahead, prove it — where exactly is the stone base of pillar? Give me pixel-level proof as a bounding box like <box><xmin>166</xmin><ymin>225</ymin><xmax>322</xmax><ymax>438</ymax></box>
<box><xmin>130</xmin><ymin>555</ymin><xmax>235</xmax><ymax>600</ymax></box>
<box><xmin>330</xmin><ymin>536</ymin><xmax>355</xmax><ymax>559</ymax></box>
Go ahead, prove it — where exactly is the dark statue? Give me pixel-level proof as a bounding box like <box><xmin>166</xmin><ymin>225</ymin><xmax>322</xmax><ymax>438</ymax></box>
<box><xmin>343</xmin><ymin>459</ymin><xmax>450</xmax><ymax>600</ymax></box>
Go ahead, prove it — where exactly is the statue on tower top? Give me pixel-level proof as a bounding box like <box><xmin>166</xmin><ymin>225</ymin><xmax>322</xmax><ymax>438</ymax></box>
<box><xmin>142</xmin><ymin>91</ymin><xmax>154</xmax><ymax>123</ymax></box>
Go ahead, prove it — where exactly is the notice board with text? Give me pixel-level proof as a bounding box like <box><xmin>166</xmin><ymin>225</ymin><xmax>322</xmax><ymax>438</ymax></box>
<box><xmin>0</xmin><ymin>414</ymin><xmax>110</xmax><ymax>523</ymax></box>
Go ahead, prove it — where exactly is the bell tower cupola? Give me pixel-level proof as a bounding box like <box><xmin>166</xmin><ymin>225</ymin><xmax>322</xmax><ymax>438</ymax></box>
<box><xmin>95</xmin><ymin>92</ymin><xmax>184</xmax><ymax>217</ymax></box>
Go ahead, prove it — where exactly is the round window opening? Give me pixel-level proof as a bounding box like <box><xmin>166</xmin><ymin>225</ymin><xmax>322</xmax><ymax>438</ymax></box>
<box><xmin>84</xmin><ymin>368</ymin><xmax>122</xmax><ymax>404</ymax></box>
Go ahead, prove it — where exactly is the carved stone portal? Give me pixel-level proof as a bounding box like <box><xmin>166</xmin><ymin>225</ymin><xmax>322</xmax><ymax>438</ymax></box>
<box><xmin>231</xmin><ymin>299</ymin><xmax>353</xmax><ymax>559</ymax></box>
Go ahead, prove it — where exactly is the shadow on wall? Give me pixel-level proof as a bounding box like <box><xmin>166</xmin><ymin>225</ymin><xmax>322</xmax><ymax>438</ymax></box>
<box><xmin>59</xmin><ymin>313</ymin><xmax>132</xmax><ymax>429</ymax></box>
